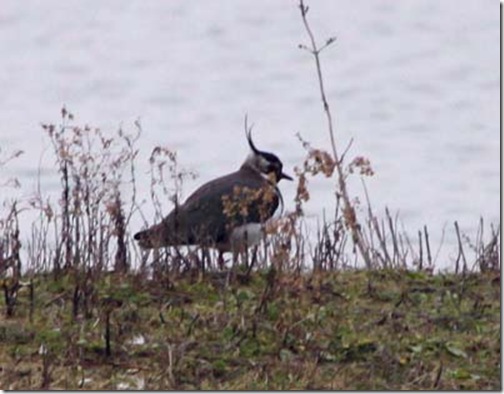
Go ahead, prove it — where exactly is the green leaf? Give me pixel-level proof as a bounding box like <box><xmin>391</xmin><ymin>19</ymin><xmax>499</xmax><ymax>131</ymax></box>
<box><xmin>445</xmin><ymin>343</ymin><xmax>468</xmax><ymax>359</ymax></box>
<box><xmin>409</xmin><ymin>344</ymin><xmax>423</xmax><ymax>354</ymax></box>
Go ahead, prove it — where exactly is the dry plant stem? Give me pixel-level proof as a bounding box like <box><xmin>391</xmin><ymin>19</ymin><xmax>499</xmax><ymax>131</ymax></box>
<box><xmin>299</xmin><ymin>0</ymin><xmax>372</xmax><ymax>268</ymax></box>
<box><xmin>454</xmin><ymin>221</ymin><xmax>467</xmax><ymax>274</ymax></box>
<box><xmin>418</xmin><ymin>230</ymin><xmax>423</xmax><ymax>270</ymax></box>
<box><xmin>423</xmin><ymin>225</ymin><xmax>432</xmax><ymax>267</ymax></box>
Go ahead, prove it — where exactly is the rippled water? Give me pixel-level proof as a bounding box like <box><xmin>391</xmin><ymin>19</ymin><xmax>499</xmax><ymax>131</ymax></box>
<box><xmin>0</xmin><ymin>0</ymin><xmax>499</xmax><ymax>268</ymax></box>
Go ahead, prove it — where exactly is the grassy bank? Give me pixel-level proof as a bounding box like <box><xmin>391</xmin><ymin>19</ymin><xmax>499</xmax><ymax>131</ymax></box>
<box><xmin>0</xmin><ymin>268</ymin><xmax>499</xmax><ymax>390</ymax></box>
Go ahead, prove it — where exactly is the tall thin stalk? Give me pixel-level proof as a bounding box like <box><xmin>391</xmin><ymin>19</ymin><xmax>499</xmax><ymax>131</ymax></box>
<box><xmin>298</xmin><ymin>0</ymin><xmax>372</xmax><ymax>268</ymax></box>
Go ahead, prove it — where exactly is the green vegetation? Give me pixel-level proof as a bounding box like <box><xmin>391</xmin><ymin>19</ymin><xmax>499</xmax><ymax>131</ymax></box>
<box><xmin>0</xmin><ymin>268</ymin><xmax>499</xmax><ymax>389</ymax></box>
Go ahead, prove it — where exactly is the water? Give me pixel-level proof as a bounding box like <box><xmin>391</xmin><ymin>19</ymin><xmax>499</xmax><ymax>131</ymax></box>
<box><xmin>0</xmin><ymin>0</ymin><xmax>499</xmax><ymax>269</ymax></box>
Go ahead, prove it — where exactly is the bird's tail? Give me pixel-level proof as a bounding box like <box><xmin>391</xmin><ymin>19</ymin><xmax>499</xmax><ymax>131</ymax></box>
<box><xmin>134</xmin><ymin>215</ymin><xmax>193</xmax><ymax>249</ymax></box>
<box><xmin>134</xmin><ymin>227</ymin><xmax>160</xmax><ymax>249</ymax></box>
<box><xmin>133</xmin><ymin>229</ymin><xmax>151</xmax><ymax>249</ymax></box>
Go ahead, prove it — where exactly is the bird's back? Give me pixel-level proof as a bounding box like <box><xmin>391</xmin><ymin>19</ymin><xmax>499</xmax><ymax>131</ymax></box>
<box><xmin>134</xmin><ymin>166</ymin><xmax>280</xmax><ymax>250</ymax></box>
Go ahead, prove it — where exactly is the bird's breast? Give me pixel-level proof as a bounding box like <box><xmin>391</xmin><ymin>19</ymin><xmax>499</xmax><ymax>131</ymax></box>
<box><xmin>229</xmin><ymin>223</ymin><xmax>264</xmax><ymax>251</ymax></box>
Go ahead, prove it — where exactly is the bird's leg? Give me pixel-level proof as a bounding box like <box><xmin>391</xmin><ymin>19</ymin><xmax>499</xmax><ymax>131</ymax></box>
<box><xmin>217</xmin><ymin>250</ymin><xmax>226</xmax><ymax>271</ymax></box>
<box><xmin>245</xmin><ymin>245</ymin><xmax>259</xmax><ymax>278</ymax></box>
<box><xmin>244</xmin><ymin>243</ymin><xmax>249</xmax><ymax>271</ymax></box>
<box><xmin>233</xmin><ymin>249</ymin><xmax>239</xmax><ymax>272</ymax></box>
<box><xmin>199</xmin><ymin>247</ymin><xmax>211</xmax><ymax>276</ymax></box>
<box><xmin>251</xmin><ymin>245</ymin><xmax>258</xmax><ymax>267</ymax></box>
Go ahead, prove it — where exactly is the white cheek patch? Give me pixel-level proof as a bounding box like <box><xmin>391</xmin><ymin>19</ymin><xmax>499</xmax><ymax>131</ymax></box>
<box><xmin>258</xmin><ymin>154</ymin><xmax>270</xmax><ymax>171</ymax></box>
<box><xmin>246</xmin><ymin>152</ymin><xmax>256</xmax><ymax>163</ymax></box>
<box><xmin>260</xmin><ymin>171</ymin><xmax>271</xmax><ymax>181</ymax></box>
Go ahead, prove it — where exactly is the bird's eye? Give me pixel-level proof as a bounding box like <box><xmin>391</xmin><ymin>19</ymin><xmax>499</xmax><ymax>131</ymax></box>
<box><xmin>267</xmin><ymin>163</ymin><xmax>279</xmax><ymax>173</ymax></box>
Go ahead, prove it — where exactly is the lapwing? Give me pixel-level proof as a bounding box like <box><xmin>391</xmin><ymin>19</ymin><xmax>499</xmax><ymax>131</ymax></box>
<box><xmin>134</xmin><ymin>131</ymin><xmax>292</xmax><ymax>259</ymax></box>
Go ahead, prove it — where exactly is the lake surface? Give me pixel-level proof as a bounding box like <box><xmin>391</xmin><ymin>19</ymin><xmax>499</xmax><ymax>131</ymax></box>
<box><xmin>0</xmin><ymin>0</ymin><xmax>500</xmax><ymax>269</ymax></box>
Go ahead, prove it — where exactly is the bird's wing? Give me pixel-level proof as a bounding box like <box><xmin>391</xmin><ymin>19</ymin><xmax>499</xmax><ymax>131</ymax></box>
<box><xmin>163</xmin><ymin>169</ymin><xmax>280</xmax><ymax>246</ymax></box>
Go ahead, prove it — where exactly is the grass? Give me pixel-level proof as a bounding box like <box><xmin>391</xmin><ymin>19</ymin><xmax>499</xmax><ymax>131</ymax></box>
<box><xmin>0</xmin><ymin>268</ymin><xmax>500</xmax><ymax>390</ymax></box>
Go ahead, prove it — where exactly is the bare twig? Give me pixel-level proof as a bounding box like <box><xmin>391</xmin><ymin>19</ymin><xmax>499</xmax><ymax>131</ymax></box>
<box><xmin>385</xmin><ymin>207</ymin><xmax>399</xmax><ymax>266</ymax></box>
<box><xmin>432</xmin><ymin>360</ymin><xmax>443</xmax><ymax>389</ymax></box>
<box><xmin>298</xmin><ymin>0</ymin><xmax>371</xmax><ymax>268</ymax></box>
<box><xmin>423</xmin><ymin>225</ymin><xmax>432</xmax><ymax>268</ymax></box>
<box><xmin>418</xmin><ymin>230</ymin><xmax>423</xmax><ymax>270</ymax></box>
<box><xmin>454</xmin><ymin>221</ymin><xmax>467</xmax><ymax>274</ymax></box>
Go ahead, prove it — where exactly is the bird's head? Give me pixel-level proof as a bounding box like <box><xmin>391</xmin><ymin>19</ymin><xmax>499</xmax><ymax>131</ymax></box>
<box><xmin>243</xmin><ymin>131</ymin><xmax>293</xmax><ymax>183</ymax></box>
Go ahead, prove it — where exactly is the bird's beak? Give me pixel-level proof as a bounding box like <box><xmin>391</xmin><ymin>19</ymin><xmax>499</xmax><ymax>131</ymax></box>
<box><xmin>280</xmin><ymin>172</ymin><xmax>293</xmax><ymax>181</ymax></box>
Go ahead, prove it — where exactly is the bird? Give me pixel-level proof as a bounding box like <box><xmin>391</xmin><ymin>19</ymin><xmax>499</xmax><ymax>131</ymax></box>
<box><xmin>133</xmin><ymin>131</ymin><xmax>292</xmax><ymax>259</ymax></box>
